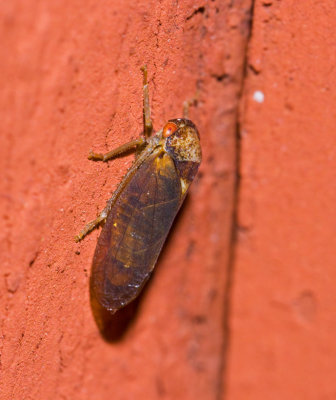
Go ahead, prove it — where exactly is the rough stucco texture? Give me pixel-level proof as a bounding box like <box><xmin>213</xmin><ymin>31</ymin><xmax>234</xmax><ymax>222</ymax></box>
<box><xmin>228</xmin><ymin>1</ymin><xmax>336</xmax><ymax>400</ymax></box>
<box><xmin>0</xmin><ymin>1</ymin><xmax>251</xmax><ymax>399</ymax></box>
<box><xmin>2</xmin><ymin>0</ymin><xmax>335</xmax><ymax>399</ymax></box>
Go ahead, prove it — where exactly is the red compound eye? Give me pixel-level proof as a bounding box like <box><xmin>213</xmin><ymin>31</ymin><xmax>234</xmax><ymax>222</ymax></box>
<box><xmin>162</xmin><ymin>122</ymin><xmax>178</xmax><ymax>138</ymax></box>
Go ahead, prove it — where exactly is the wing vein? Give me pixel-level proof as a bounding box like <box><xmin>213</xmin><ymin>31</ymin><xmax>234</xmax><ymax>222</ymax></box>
<box><xmin>113</xmin><ymin>180</ymin><xmax>149</xmax><ymax>262</ymax></box>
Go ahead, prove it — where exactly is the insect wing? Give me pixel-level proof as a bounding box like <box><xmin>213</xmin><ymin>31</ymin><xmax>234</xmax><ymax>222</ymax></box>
<box><xmin>91</xmin><ymin>151</ymin><xmax>181</xmax><ymax>312</ymax></box>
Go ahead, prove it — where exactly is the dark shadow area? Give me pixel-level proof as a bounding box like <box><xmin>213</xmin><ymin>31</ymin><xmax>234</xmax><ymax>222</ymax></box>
<box><xmin>90</xmin><ymin>194</ymin><xmax>191</xmax><ymax>343</ymax></box>
<box><xmin>90</xmin><ymin>285</ymin><xmax>143</xmax><ymax>342</ymax></box>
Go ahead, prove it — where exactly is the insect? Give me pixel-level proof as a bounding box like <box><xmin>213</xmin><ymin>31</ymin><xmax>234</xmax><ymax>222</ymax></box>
<box><xmin>75</xmin><ymin>66</ymin><xmax>202</xmax><ymax>313</ymax></box>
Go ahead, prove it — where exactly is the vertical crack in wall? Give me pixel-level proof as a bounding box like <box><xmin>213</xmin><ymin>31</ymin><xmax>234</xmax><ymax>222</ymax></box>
<box><xmin>217</xmin><ymin>1</ymin><xmax>256</xmax><ymax>399</ymax></box>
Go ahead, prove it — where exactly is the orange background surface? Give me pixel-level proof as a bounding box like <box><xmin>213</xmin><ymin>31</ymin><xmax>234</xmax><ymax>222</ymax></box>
<box><xmin>1</xmin><ymin>1</ymin><xmax>336</xmax><ymax>399</ymax></box>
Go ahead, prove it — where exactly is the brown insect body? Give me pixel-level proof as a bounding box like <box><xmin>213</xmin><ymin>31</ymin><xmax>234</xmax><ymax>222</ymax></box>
<box><xmin>92</xmin><ymin>119</ymin><xmax>201</xmax><ymax>312</ymax></box>
<box><xmin>76</xmin><ymin>67</ymin><xmax>201</xmax><ymax>313</ymax></box>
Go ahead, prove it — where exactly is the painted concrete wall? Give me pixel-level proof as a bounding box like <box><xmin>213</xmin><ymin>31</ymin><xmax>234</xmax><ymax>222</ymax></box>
<box><xmin>228</xmin><ymin>2</ymin><xmax>336</xmax><ymax>399</ymax></box>
<box><xmin>1</xmin><ymin>1</ymin><xmax>335</xmax><ymax>399</ymax></box>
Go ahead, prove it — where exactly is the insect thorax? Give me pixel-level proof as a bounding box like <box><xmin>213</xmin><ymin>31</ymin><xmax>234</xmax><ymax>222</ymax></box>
<box><xmin>164</xmin><ymin>119</ymin><xmax>201</xmax><ymax>183</ymax></box>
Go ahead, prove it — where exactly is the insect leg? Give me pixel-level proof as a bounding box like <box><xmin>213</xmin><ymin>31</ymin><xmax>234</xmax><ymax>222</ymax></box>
<box><xmin>183</xmin><ymin>92</ymin><xmax>199</xmax><ymax>119</ymax></box>
<box><xmin>74</xmin><ymin>192</ymin><xmax>119</xmax><ymax>242</ymax></box>
<box><xmin>75</xmin><ymin>141</ymin><xmax>159</xmax><ymax>242</ymax></box>
<box><xmin>75</xmin><ymin>215</ymin><xmax>105</xmax><ymax>242</ymax></box>
<box><xmin>88</xmin><ymin>137</ymin><xmax>146</xmax><ymax>162</ymax></box>
<box><xmin>141</xmin><ymin>65</ymin><xmax>153</xmax><ymax>138</ymax></box>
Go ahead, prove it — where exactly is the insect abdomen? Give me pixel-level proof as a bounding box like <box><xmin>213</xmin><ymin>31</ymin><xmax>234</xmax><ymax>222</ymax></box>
<box><xmin>91</xmin><ymin>152</ymin><xmax>181</xmax><ymax>312</ymax></box>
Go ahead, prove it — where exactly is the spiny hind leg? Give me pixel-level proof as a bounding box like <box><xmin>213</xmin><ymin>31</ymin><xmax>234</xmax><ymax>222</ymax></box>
<box><xmin>76</xmin><ymin>122</ymin><xmax>152</xmax><ymax>242</ymax></box>
<box><xmin>75</xmin><ymin>142</ymin><xmax>154</xmax><ymax>242</ymax></box>
<box><xmin>74</xmin><ymin>196</ymin><xmax>116</xmax><ymax>242</ymax></box>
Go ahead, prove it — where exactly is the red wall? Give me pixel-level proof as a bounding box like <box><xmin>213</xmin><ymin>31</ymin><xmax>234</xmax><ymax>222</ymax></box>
<box><xmin>1</xmin><ymin>1</ymin><xmax>335</xmax><ymax>399</ymax></box>
<box><xmin>228</xmin><ymin>2</ymin><xmax>336</xmax><ymax>399</ymax></box>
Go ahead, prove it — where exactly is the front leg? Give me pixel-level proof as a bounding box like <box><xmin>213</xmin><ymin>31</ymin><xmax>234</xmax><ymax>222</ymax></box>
<box><xmin>183</xmin><ymin>91</ymin><xmax>199</xmax><ymax>119</ymax></box>
<box><xmin>141</xmin><ymin>65</ymin><xmax>153</xmax><ymax>138</ymax></box>
<box><xmin>75</xmin><ymin>137</ymin><xmax>147</xmax><ymax>242</ymax></box>
<box><xmin>75</xmin><ymin>66</ymin><xmax>156</xmax><ymax>242</ymax></box>
<box><xmin>88</xmin><ymin>137</ymin><xmax>146</xmax><ymax>162</ymax></box>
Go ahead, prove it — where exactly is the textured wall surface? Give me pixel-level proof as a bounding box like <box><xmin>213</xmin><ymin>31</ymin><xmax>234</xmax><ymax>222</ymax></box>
<box><xmin>1</xmin><ymin>0</ymin><xmax>336</xmax><ymax>399</ymax></box>
<box><xmin>228</xmin><ymin>1</ymin><xmax>336</xmax><ymax>399</ymax></box>
<box><xmin>0</xmin><ymin>1</ymin><xmax>251</xmax><ymax>399</ymax></box>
